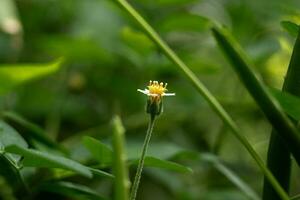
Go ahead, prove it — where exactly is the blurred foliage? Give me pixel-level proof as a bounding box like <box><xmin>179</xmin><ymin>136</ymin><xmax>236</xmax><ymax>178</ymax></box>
<box><xmin>0</xmin><ymin>0</ymin><xmax>300</xmax><ymax>199</ymax></box>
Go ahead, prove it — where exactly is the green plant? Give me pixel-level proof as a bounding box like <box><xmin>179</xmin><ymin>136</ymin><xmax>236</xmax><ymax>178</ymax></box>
<box><xmin>1</xmin><ymin>0</ymin><xmax>300</xmax><ymax>199</ymax></box>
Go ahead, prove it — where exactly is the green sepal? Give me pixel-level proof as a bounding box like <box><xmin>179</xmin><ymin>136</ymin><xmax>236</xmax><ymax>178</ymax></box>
<box><xmin>146</xmin><ymin>98</ymin><xmax>163</xmax><ymax>116</ymax></box>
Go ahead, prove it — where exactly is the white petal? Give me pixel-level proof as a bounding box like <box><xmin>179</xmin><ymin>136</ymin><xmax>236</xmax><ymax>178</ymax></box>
<box><xmin>163</xmin><ymin>93</ymin><xmax>175</xmax><ymax>96</ymax></box>
<box><xmin>137</xmin><ymin>89</ymin><xmax>149</xmax><ymax>95</ymax></box>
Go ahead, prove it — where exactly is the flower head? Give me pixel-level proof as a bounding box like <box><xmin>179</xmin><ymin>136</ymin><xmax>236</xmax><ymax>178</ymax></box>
<box><xmin>138</xmin><ymin>80</ymin><xmax>175</xmax><ymax>99</ymax></box>
<box><xmin>138</xmin><ymin>80</ymin><xmax>175</xmax><ymax>116</ymax></box>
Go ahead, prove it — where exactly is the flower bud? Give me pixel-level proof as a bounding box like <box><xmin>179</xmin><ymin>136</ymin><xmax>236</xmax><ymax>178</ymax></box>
<box><xmin>146</xmin><ymin>98</ymin><xmax>163</xmax><ymax>116</ymax></box>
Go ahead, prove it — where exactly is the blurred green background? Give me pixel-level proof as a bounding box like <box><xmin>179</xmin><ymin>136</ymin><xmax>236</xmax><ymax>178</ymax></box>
<box><xmin>1</xmin><ymin>0</ymin><xmax>300</xmax><ymax>199</ymax></box>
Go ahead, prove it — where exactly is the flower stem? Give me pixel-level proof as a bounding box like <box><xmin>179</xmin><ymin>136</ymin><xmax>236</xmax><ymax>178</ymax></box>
<box><xmin>130</xmin><ymin>114</ymin><xmax>156</xmax><ymax>200</ymax></box>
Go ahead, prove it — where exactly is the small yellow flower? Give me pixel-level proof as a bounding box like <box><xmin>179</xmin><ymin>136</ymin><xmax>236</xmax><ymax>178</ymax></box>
<box><xmin>138</xmin><ymin>80</ymin><xmax>175</xmax><ymax>100</ymax></box>
<box><xmin>138</xmin><ymin>80</ymin><xmax>175</xmax><ymax>116</ymax></box>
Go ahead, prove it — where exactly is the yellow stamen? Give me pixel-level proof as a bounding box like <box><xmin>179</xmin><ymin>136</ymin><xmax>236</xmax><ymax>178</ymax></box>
<box><xmin>147</xmin><ymin>80</ymin><xmax>168</xmax><ymax>96</ymax></box>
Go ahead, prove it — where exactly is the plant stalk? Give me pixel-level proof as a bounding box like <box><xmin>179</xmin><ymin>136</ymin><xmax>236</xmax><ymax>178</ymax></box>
<box><xmin>130</xmin><ymin>115</ymin><xmax>156</xmax><ymax>200</ymax></box>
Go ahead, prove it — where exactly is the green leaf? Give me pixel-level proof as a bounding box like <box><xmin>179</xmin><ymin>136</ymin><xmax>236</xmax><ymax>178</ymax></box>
<box><xmin>158</xmin><ymin>14</ymin><xmax>212</xmax><ymax>33</ymax></box>
<box><xmin>38</xmin><ymin>181</ymin><xmax>107</xmax><ymax>200</ymax></box>
<box><xmin>139</xmin><ymin>0</ymin><xmax>197</xmax><ymax>7</ymax></box>
<box><xmin>270</xmin><ymin>88</ymin><xmax>300</xmax><ymax>121</ymax></box>
<box><xmin>281</xmin><ymin>21</ymin><xmax>299</xmax><ymax>37</ymax></box>
<box><xmin>50</xmin><ymin>167</ymin><xmax>114</xmax><ymax>180</ymax></box>
<box><xmin>0</xmin><ymin>121</ymin><xmax>27</xmax><ymax>149</ymax></box>
<box><xmin>212</xmin><ymin>26</ymin><xmax>300</xmax><ymax>166</ymax></box>
<box><xmin>126</xmin><ymin>141</ymin><xmax>187</xmax><ymax>160</ymax></box>
<box><xmin>121</xmin><ymin>26</ymin><xmax>154</xmax><ymax>54</ymax></box>
<box><xmin>0</xmin><ymin>120</ymin><xmax>27</xmax><ymax>163</ymax></box>
<box><xmin>138</xmin><ymin>156</ymin><xmax>192</xmax><ymax>173</ymax></box>
<box><xmin>0</xmin><ymin>154</ymin><xmax>29</xmax><ymax>198</ymax></box>
<box><xmin>0</xmin><ymin>58</ymin><xmax>63</xmax><ymax>94</ymax></box>
<box><xmin>88</xmin><ymin>167</ymin><xmax>114</xmax><ymax>179</ymax></box>
<box><xmin>0</xmin><ymin>121</ymin><xmax>29</xmax><ymax>197</ymax></box>
<box><xmin>5</xmin><ymin>145</ymin><xmax>92</xmax><ymax>178</ymax></box>
<box><xmin>82</xmin><ymin>137</ymin><xmax>191</xmax><ymax>173</ymax></box>
<box><xmin>82</xmin><ymin>137</ymin><xmax>186</xmax><ymax>162</ymax></box>
<box><xmin>82</xmin><ymin>136</ymin><xmax>112</xmax><ymax>165</ymax></box>
<box><xmin>2</xmin><ymin>111</ymin><xmax>63</xmax><ymax>150</ymax></box>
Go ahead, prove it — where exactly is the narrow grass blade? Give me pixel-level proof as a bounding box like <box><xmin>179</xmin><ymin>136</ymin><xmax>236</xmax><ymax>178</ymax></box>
<box><xmin>212</xmin><ymin>26</ymin><xmax>300</xmax><ymax>164</ymax></box>
<box><xmin>201</xmin><ymin>154</ymin><xmax>260</xmax><ymax>200</ymax></box>
<box><xmin>112</xmin><ymin>116</ymin><xmax>130</xmax><ymax>200</ymax></box>
<box><xmin>263</xmin><ymin>28</ymin><xmax>300</xmax><ymax>200</ymax></box>
<box><xmin>112</xmin><ymin>0</ymin><xmax>290</xmax><ymax>199</ymax></box>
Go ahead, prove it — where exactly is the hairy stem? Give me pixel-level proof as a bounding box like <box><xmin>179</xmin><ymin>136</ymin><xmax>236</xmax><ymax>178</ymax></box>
<box><xmin>130</xmin><ymin>115</ymin><xmax>156</xmax><ymax>200</ymax></box>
